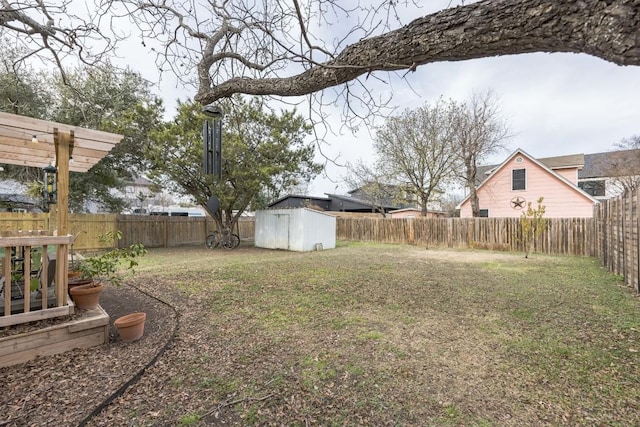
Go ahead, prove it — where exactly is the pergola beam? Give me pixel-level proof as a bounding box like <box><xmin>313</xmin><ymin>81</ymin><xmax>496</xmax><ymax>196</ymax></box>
<box><xmin>0</xmin><ymin>111</ymin><xmax>123</xmax><ymax>172</ymax></box>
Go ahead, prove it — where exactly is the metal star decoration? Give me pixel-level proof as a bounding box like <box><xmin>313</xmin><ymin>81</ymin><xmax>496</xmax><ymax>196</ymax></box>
<box><xmin>511</xmin><ymin>196</ymin><xmax>526</xmax><ymax>209</ymax></box>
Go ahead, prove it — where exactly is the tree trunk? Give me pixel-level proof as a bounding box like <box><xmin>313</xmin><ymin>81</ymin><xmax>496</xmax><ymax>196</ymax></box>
<box><xmin>465</xmin><ymin>161</ymin><xmax>481</xmax><ymax>217</ymax></box>
<box><xmin>469</xmin><ymin>185</ymin><xmax>481</xmax><ymax>218</ymax></box>
<box><xmin>198</xmin><ymin>0</ymin><xmax>640</xmax><ymax>103</ymax></box>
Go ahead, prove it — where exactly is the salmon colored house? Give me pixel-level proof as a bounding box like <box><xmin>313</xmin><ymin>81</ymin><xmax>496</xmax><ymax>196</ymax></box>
<box><xmin>388</xmin><ymin>208</ymin><xmax>446</xmax><ymax>218</ymax></box>
<box><xmin>458</xmin><ymin>149</ymin><xmax>599</xmax><ymax>218</ymax></box>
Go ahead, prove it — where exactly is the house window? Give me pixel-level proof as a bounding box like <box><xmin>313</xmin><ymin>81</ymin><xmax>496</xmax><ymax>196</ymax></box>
<box><xmin>578</xmin><ymin>180</ymin><xmax>606</xmax><ymax>197</ymax></box>
<box><xmin>479</xmin><ymin>209</ymin><xmax>489</xmax><ymax>217</ymax></box>
<box><xmin>512</xmin><ymin>169</ymin><xmax>526</xmax><ymax>191</ymax></box>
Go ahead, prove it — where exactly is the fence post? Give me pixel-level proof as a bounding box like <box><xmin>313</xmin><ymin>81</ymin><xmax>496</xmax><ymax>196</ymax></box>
<box><xmin>408</xmin><ymin>218</ymin><xmax>415</xmax><ymax>245</ymax></box>
<box><xmin>635</xmin><ymin>188</ymin><xmax>640</xmax><ymax>292</ymax></box>
<box><xmin>163</xmin><ymin>216</ymin><xmax>168</xmax><ymax>248</ymax></box>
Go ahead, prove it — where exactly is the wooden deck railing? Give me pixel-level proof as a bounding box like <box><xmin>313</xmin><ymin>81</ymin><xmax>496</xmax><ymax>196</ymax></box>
<box><xmin>0</xmin><ymin>232</ymin><xmax>74</xmax><ymax>327</ymax></box>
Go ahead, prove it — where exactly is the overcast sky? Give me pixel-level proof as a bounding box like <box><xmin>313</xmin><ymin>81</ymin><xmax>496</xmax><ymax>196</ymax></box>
<box><xmin>127</xmin><ymin>1</ymin><xmax>640</xmax><ymax>198</ymax></box>
<box><xmin>304</xmin><ymin>51</ymin><xmax>640</xmax><ymax>197</ymax></box>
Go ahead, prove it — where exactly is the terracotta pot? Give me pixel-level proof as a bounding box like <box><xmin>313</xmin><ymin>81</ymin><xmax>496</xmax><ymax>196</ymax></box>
<box><xmin>114</xmin><ymin>312</ymin><xmax>146</xmax><ymax>342</ymax></box>
<box><xmin>68</xmin><ymin>278</ymin><xmax>93</xmax><ymax>290</ymax></box>
<box><xmin>69</xmin><ymin>281</ymin><xmax>103</xmax><ymax>310</ymax></box>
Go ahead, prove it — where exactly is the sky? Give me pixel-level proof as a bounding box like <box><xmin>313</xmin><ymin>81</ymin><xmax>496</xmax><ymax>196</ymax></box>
<box><xmin>116</xmin><ymin>0</ymin><xmax>640</xmax><ymax>198</ymax></box>
<box><xmin>302</xmin><ymin>51</ymin><xmax>640</xmax><ymax>197</ymax></box>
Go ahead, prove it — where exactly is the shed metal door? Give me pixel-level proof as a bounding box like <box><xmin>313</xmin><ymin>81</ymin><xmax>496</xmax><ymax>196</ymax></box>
<box><xmin>273</xmin><ymin>214</ymin><xmax>290</xmax><ymax>249</ymax></box>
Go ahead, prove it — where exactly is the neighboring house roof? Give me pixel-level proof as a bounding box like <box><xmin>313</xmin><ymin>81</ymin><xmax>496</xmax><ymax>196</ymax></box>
<box><xmin>475</xmin><ymin>164</ymin><xmax>495</xmax><ymax>181</ymax></box>
<box><xmin>268</xmin><ymin>194</ymin><xmax>332</xmax><ymax>210</ymax></box>
<box><xmin>389</xmin><ymin>208</ymin><xmax>421</xmax><ymax>214</ymax></box>
<box><xmin>0</xmin><ymin>179</ymin><xmax>26</xmax><ymax>194</ymax></box>
<box><xmin>0</xmin><ymin>179</ymin><xmax>41</xmax><ymax>211</ymax></box>
<box><xmin>475</xmin><ymin>152</ymin><xmax>586</xmax><ymax>186</ymax></box>
<box><xmin>268</xmin><ymin>192</ymin><xmax>404</xmax><ymax>213</ymax></box>
<box><xmin>324</xmin><ymin>192</ymin><xmax>399</xmax><ymax>212</ymax></box>
<box><xmin>579</xmin><ymin>149</ymin><xmax>640</xmax><ymax>179</ymax></box>
<box><xmin>389</xmin><ymin>207</ymin><xmax>446</xmax><ymax>215</ymax></box>
<box><xmin>537</xmin><ymin>153</ymin><xmax>585</xmax><ymax>169</ymax></box>
<box><xmin>459</xmin><ymin>148</ymin><xmax>598</xmax><ymax>209</ymax></box>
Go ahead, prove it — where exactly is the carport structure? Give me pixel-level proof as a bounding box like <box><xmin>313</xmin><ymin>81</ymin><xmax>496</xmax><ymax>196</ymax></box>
<box><xmin>0</xmin><ymin>111</ymin><xmax>123</xmax><ymax>336</ymax></box>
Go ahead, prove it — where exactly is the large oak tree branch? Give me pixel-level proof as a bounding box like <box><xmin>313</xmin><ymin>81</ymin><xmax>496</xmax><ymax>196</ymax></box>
<box><xmin>196</xmin><ymin>0</ymin><xmax>640</xmax><ymax>104</ymax></box>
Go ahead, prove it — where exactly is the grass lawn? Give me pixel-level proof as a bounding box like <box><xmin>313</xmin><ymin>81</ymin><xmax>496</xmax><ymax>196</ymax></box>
<box><xmin>116</xmin><ymin>242</ymin><xmax>640</xmax><ymax>426</ymax></box>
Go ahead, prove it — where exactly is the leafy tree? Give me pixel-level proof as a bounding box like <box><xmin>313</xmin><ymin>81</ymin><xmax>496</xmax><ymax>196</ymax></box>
<box><xmin>452</xmin><ymin>91</ymin><xmax>510</xmax><ymax>217</ymax></box>
<box><xmin>520</xmin><ymin>197</ymin><xmax>547</xmax><ymax>259</ymax></box>
<box><xmin>146</xmin><ymin>97</ymin><xmax>322</xmax><ymax>230</ymax></box>
<box><xmin>0</xmin><ymin>42</ymin><xmax>55</xmax><ymax>183</ymax></box>
<box><xmin>50</xmin><ymin>66</ymin><xmax>163</xmax><ymax>212</ymax></box>
<box><xmin>0</xmin><ymin>42</ymin><xmax>53</xmax><ymax>118</ymax></box>
<box><xmin>371</xmin><ymin>98</ymin><xmax>458</xmax><ymax>216</ymax></box>
<box><xmin>0</xmin><ymin>62</ymin><xmax>164</xmax><ymax>212</ymax></box>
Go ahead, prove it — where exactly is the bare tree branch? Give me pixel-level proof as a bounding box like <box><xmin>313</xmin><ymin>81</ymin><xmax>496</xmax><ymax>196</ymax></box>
<box><xmin>0</xmin><ymin>0</ymin><xmax>118</xmax><ymax>84</ymax></box>
<box><xmin>196</xmin><ymin>0</ymin><xmax>640</xmax><ymax>104</ymax></box>
<box><xmin>2</xmin><ymin>0</ymin><xmax>638</xmax><ymax>136</ymax></box>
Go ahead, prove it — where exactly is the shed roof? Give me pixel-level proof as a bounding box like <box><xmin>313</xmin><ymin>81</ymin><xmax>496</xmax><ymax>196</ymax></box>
<box><xmin>0</xmin><ymin>111</ymin><xmax>123</xmax><ymax>173</ymax></box>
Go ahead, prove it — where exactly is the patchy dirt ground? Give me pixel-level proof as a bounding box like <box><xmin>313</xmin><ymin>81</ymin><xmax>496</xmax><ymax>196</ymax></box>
<box><xmin>0</xmin><ymin>281</ymin><xmax>178</xmax><ymax>426</ymax></box>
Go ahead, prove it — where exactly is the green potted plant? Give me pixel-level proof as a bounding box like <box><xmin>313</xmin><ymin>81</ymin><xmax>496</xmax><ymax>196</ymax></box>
<box><xmin>68</xmin><ymin>231</ymin><xmax>87</xmax><ymax>281</ymax></box>
<box><xmin>70</xmin><ymin>231</ymin><xmax>147</xmax><ymax>310</ymax></box>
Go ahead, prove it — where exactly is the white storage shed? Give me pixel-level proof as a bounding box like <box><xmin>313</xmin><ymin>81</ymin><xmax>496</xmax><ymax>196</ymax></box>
<box><xmin>255</xmin><ymin>208</ymin><xmax>336</xmax><ymax>252</ymax></box>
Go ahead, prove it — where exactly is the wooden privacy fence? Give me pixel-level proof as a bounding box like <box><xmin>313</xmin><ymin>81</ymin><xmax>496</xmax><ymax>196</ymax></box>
<box><xmin>116</xmin><ymin>216</ymin><xmax>255</xmax><ymax>248</ymax></box>
<box><xmin>594</xmin><ymin>188</ymin><xmax>639</xmax><ymax>293</ymax></box>
<box><xmin>0</xmin><ymin>213</ymin><xmax>255</xmax><ymax>251</ymax></box>
<box><xmin>336</xmin><ymin>217</ymin><xmax>597</xmax><ymax>257</ymax></box>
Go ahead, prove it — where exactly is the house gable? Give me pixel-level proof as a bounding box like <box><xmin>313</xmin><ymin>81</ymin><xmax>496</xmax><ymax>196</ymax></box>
<box><xmin>459</xmin><ymin>149</ymin><xmax>597</xmax><ymax>218</ymax></box>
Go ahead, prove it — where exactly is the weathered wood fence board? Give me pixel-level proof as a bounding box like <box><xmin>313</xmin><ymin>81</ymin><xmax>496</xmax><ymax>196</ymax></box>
<box><xmin>117</xmin><ymin>216</ymin><xmax>255</xmax><ymax>249</ymax></box>
<box><xmin>69</xmin><ymin>214</ymin><xmax>118</xmax><ymax>252</ymax></box>
<box><xmin>0</xmin><ymin>213</ymin><xmax>48</xmax><ymax>233</ymax></box>
<box><xmin>0</xmin><ymin>213</ymin><xmax>255</xmax><ymax>251</ymax></box>
<box><xmin>595</xmin><ymin>188</ymin><xmax>639</xmax><ymax>292</ymax></box>
<box><xmin>336</xmin><ymin>217</ymin><xmax>596</xmax><ymax>257</ymax></box>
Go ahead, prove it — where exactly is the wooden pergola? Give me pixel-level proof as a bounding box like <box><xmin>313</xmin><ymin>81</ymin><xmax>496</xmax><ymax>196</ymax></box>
<box><xmin>0</xmin><ymin>111</ymin><xmax>124</xmax><ymax>234</ymax></box>
<box><xmin>0</xmin><ymin>111</ymin><xmax>123</xmax><ymax>331</ymax></box>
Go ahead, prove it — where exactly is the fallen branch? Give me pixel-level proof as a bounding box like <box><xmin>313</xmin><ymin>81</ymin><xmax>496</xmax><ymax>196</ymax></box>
<box><xmin>204</xmin><ymin>393</ymin><xmax>276</xmax><ymax>417</ymax></box>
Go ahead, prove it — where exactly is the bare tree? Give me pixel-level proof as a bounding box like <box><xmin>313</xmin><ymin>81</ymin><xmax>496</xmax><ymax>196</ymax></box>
<box><xmin>2</xmin><ymin>0</ymin><xmax>639</xmax><ymax>119</ymax></box>
<box><xmin>615</xmin><ymin>135</ymin><xmax>640</xmax><ymax>151</ymax></box>
<box><xmin>343</xmin><ymin>160</ymin><xmax>397</xmax><ymax>217</ymax></box>
<box><xmin>453</xmin><ymin>90</ymin><xmax>510</xmax><ymax>217</ymax></box>
<box><xmin>373</xmin><ymin>98</ymin><xmax>458</xmax><ymax>216</ymax></box>
<box><xmin>610</xmin><ymin>135</ymin><xmax>640</xmax><ymax>194</ymax></box>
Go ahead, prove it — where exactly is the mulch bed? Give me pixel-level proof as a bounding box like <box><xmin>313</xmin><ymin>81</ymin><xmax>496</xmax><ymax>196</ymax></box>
<box><xmin>0</xmin><ymin>281</ymin><xmax>178</xmax><ymax>427</ymax></box>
